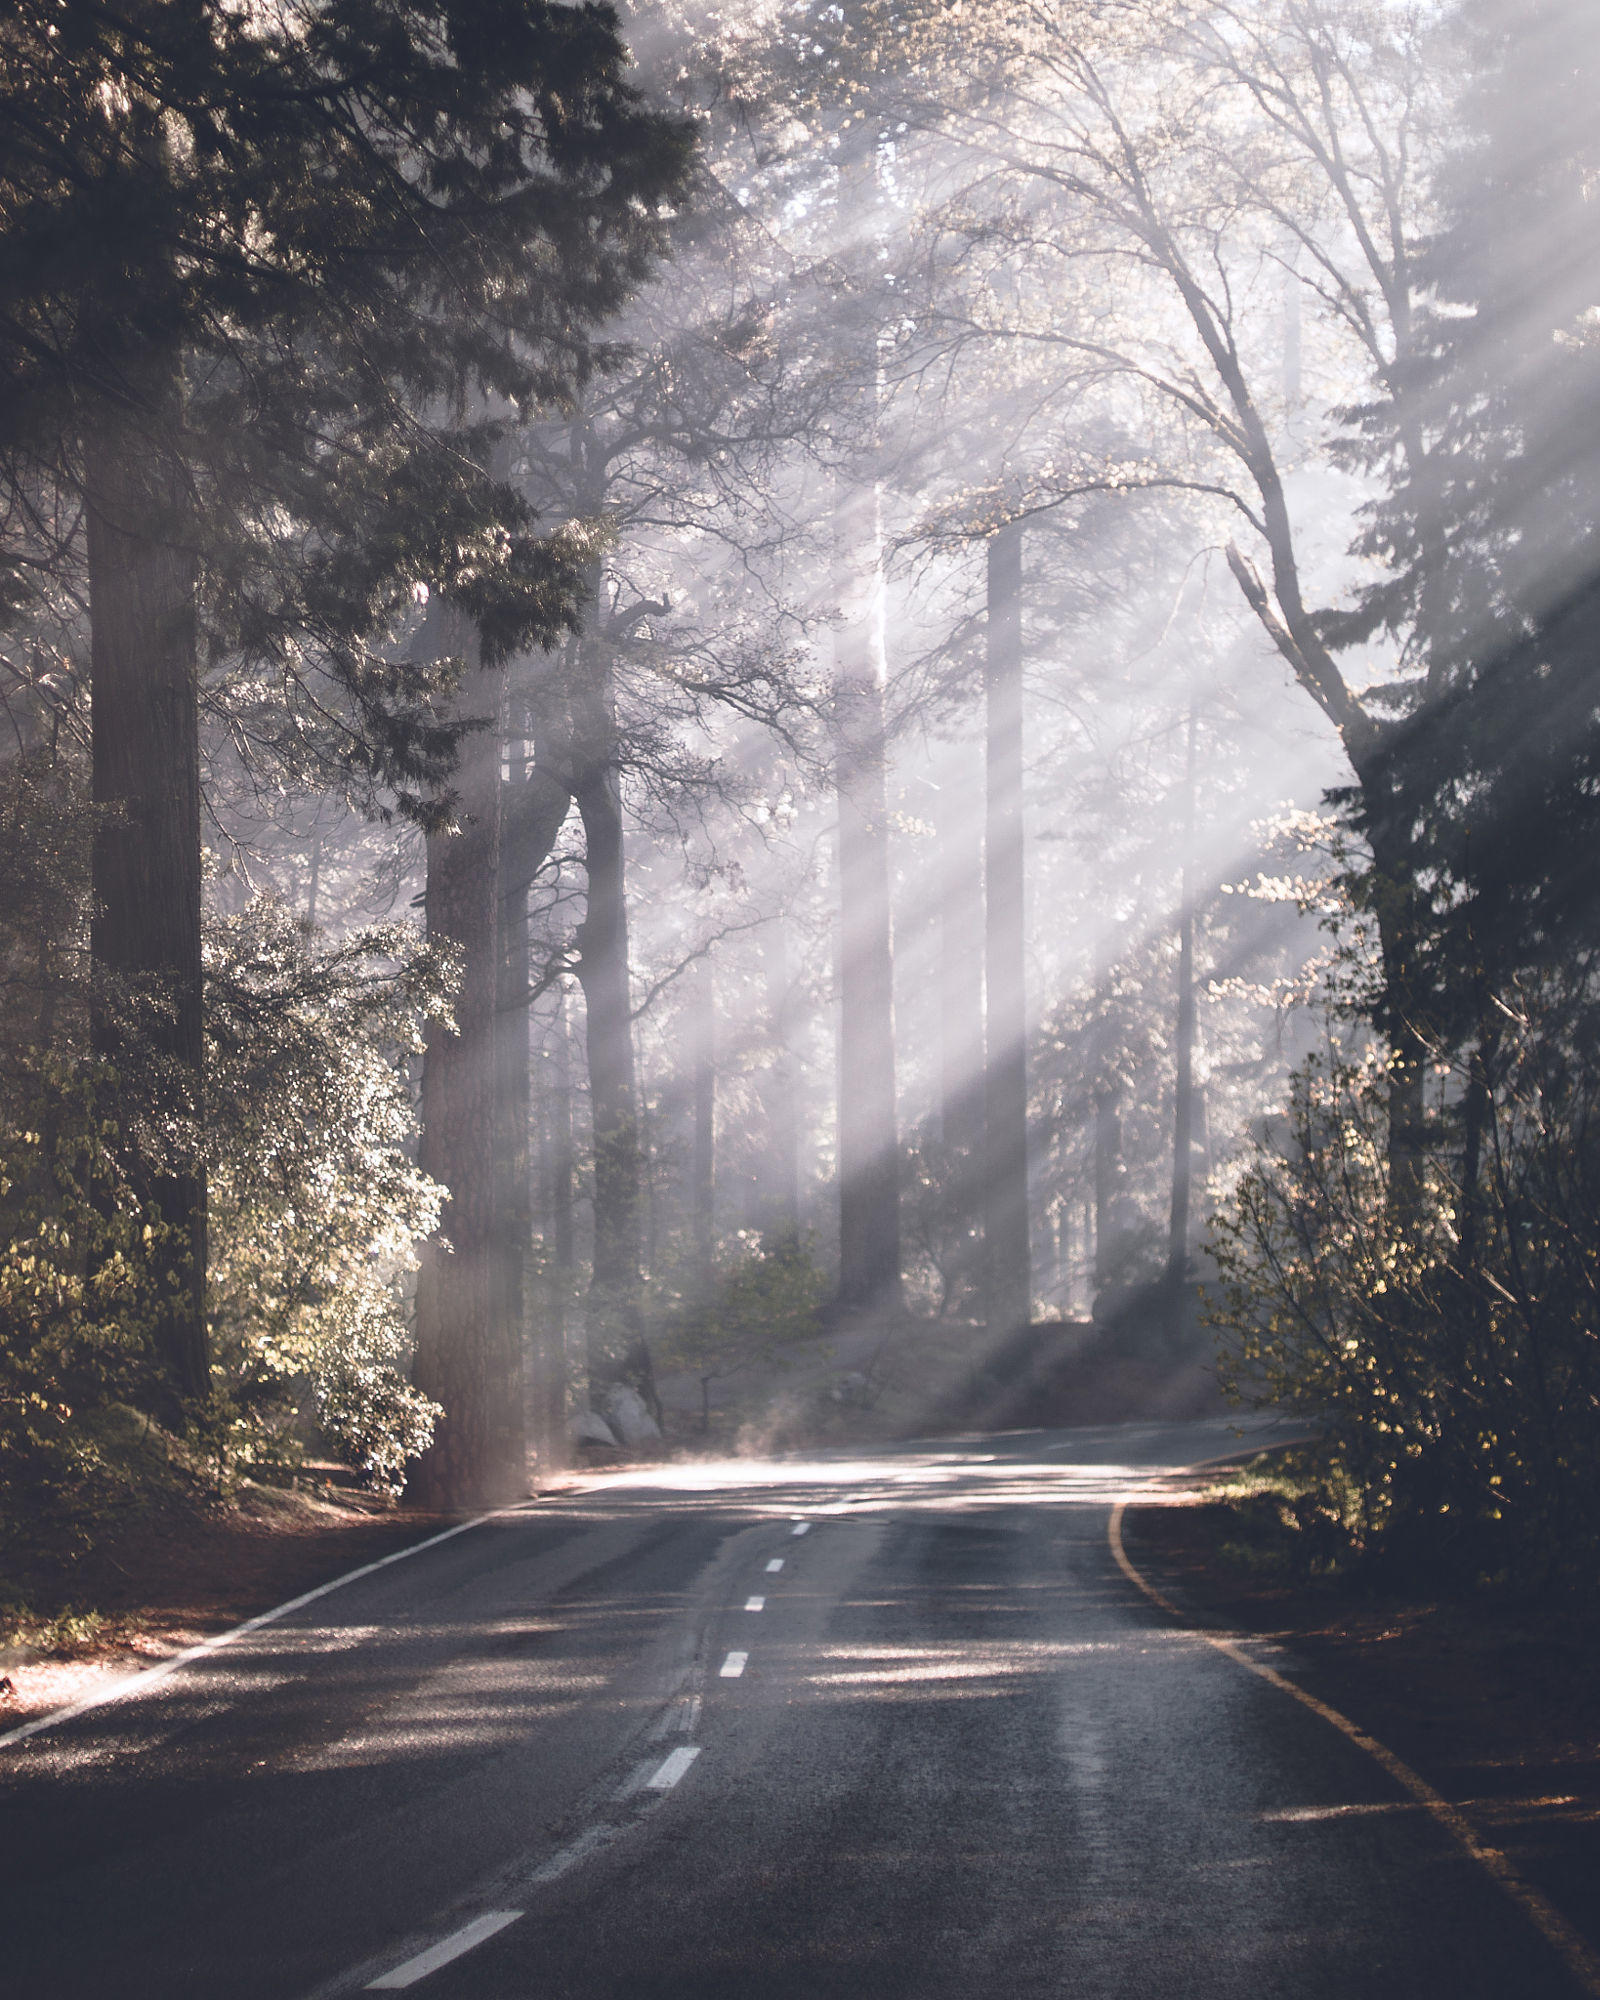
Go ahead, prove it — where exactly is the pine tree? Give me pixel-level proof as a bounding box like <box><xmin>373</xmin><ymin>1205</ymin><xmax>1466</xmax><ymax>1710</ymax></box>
<box><xmin>0</xmin><ymin>0</ymin><xmax>693</xmax><ymax>1418</ymax></box>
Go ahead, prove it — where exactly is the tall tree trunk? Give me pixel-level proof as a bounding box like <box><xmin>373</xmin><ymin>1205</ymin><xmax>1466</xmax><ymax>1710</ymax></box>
<box><xmin>1360</xmin><ymin>780</ymin><xmax>1432</xmax><ymax>1223</ymax></box>
<box><xmin>534</xmin><ymin>981</ymin><xmax>578</xmax><ymax>1461</ymax></box>
<box><xmin>691</xmin><ymin>949</ymin><xmax>715</xmax><ymax>1301</ymax></box>
<box><xmin>938</xmin><ymin>757</ymin><xmax>985</xmax><ymax>1161</ymax></box>
<box><xmin>410</xmin><ymin>625</ymin><xmax>524</xmax><ymax>1509</ymax></box>
<box><xmin>1092</xmin><ymin>1080</ymin><xmax>1126</xmax><ymax>1297</ymax></box>
<box><xmin>496</xmin><ymin>704</ymin><xmax>536</xmax><ymax>1477</ymax></box>
<box><xmin>500</xmin><ymin>677</ymin><xmax>574</xmax><ymax>1476</ymax></box>
<box><xmin>1166</xmin><ymin>701</ymin><xmax>1200</xmax><ymax>1339</ymax></box>
<box><xmin>85</xmin><ymin>401</ymin><xmax>207</xmax><ymax>1413</ymax></box>
<box><xmin>833</xmin><ymin>477</ymin><xmax>902</xmax><ymax>1315</ymax></box>
<box><xmin>574</xmin><ymin>757</ymin><xmax>655</xmax><ymax>1412</ymax></box>
<box><xmin>983</xmin><ymin>522</ymin><xmax>1030</xmax><ymax>1336</ymax></box>
<box><xmin>761</xmin><ymin>923</ymin><xmax>801</xmax><ymax>1243</ymax></box>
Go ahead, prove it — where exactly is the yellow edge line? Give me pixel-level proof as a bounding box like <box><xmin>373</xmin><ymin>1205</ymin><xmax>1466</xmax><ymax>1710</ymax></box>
<box><xmin>1108</xmin><ymin>1499</ymin><xmax>1600</xmax><ymax>1999</ymax></box>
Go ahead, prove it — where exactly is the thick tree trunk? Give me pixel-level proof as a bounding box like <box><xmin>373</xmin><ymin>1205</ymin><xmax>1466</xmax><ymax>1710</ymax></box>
<box><xmin>691</xmin><ymin>950</ymin><xmax>715</xmax><ymax>1301</ymax></box>
<box><xmin>574</xmin><ymin>759</ymin><xmax>656</xmax><ymax>1411</ymax></box>
<box><xmin>85</xmin><ymin>407</ymin><xmax>207</xmax><ymax>1412</ymax></box>
<box><xmin>833</xmin><ymin>478</ymin><xmax>902</xmax><ymax>1315</ymax></box>
<box><xmin>983</xmin><ymin>522</ymin><xmax>1030</xmax><ymax>1336</ymax></box>
<box><xmin>410</xmin><ymin>630</ymin><xmax>525</xmax><ymax>1509</ymax></box>
<box><xmin>500</xmin><ymin>681</ymin><xmax>574</xmax><ymax>1477</ymax></box>
<box><xmin>534</xmin><ymin>982</ymin><xmax>578</xmax><ymax>1462</ymax></box>
<box><xmin>496</xmin><ymin>711</ymin><xmax>537</xmax><ymax>1477</ymax></box>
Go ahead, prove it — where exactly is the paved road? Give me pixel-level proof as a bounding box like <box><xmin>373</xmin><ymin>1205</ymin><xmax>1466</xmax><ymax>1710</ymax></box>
<box><xmin>3</xmin><ymin>1417</ymin><xmax>1587</xmax><ymax>1999</ymax></box>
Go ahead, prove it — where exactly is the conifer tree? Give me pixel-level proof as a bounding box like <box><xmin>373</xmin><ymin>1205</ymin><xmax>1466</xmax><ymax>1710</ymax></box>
<box><xmin>0</xmin><ymin>0</ymin><xmax>693</xmax><ymax>1420</ymax></box>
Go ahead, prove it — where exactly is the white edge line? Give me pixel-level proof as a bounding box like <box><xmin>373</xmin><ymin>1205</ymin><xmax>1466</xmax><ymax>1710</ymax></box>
<box><xmin>0</xmin><ymin>1501</ymin><xmax>534</xmax><ymax>1751</ymax></box>
<box><xmin>366</xmin><ymin>1910</ymin><xmax>523</xmax><ymax>1989</ymax></box>
<box><xmin>1108</xmin><ymin>1498</ymin><xmax>1600</xmax><ymax>1999</ymax></box>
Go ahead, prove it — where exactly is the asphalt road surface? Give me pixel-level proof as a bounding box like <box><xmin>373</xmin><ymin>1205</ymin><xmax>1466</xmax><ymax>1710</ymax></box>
<box><xmin>3</xmin><ymin>1417</ymin><xmax>1589</xmax><ymax>2000</ymax></box>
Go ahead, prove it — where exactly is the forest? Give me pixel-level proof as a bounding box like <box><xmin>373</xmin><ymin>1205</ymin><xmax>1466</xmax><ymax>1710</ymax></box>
<box><xmin>3</xmin><ymin>0</ymin><xmax>1598</xmax><ymax>1602</ymax></box>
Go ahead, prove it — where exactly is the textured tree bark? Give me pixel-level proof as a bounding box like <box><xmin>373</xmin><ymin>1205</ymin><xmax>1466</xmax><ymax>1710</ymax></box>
<box><xmin>495</xmin><ymin>710</ymin><xmax>538</xmax><ymax>1477</ymax></box>
<box><xmin>983</xmin><ymin>522</ymin><xmax>1031</xmax><ymax>1337</ymax></box>
<box><xmin>833</xmin><ymin>477</ymin><xmax>902</xmax><ymax>1315</ymax></box>
<box><xmin>410</xmin><ymin>627</ymin><xmax>525</xmax><ymax>1510</ymax></box>
<box><xmin>574</xmin><ymin>755</ymin><xmax>656</xmax><ymax>1412</ymax></box>
<box><xmin>534</xmin><ymin>982</ymin><xmax>578</xmax><ymax>1464</ymax></box>
<box><xmin>499</xmin><ymin>686</ymin><xmax>574</xmax><ymax>1477</ymax></box>
<box><xmin>85</xmin><ymin>404</ymin><xmax>208</xmax><ymax>1412</ymax></box>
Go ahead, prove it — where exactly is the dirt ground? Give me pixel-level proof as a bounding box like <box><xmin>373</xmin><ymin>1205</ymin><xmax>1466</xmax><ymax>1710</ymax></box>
<box><xmin>0</xmin><ymin>1478</ymin><xmax>462</xmax><ymax>1728</ymax></box>
<box><xmin>1123</xmin><ymin>1495</ymin><xmax>1600</xmax><ymax>1961</ymax></box>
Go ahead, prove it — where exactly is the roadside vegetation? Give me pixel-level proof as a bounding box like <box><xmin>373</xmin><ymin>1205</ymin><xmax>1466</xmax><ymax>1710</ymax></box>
<box><xmin>4</xmin><ymin>0</ymin><xmax>1600</xmax><ymax>1656</ymax></box>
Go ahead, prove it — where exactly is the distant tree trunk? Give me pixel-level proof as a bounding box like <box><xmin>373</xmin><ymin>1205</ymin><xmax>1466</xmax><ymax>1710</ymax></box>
<box><xmin>761</xmin><ymin>923</ymin><xmax>801</xmax><ymax>1242</ymax></box>
<box><xmin>535</xmin><ymin>981</ymin><xmax>578</xmax><ymax>1458</ymax></box>
<box><xmin>305</xmin><ymin>833</ymin><xmax>322</xmax><ymax>929</ymax></box>
<box><xmin>410</xmin><ymin>622</ymin><xmax>524</xmax><ymax>1509</ymax></box>
<box><xmin>937</xmin><ymin>746</ymin><xmax>985</xmax><ymax>1318</ymax></box>
<box><xmin>574</xmin><ymin>751</ymin><xmax>657</xmax><ymax>1415</ymax></box>
<box><xmin>501</xmin><ymin>679</ymin><xmax>575</xmax><ymax>1476</ymax></box>
<box><xmin>1092</xmin><ymin>1080</ymin><xmax>1126</xmax><ymax>1297</ymax></box>
<box><xmin>691</xmin><ymin>949</ymin><xmax>716</xmax><ymax>1301</ymax></box>
<box><xmin>495</xmin><ymin>695</ymin><xmax>534</xmax><ymax>1483</ymax></box>
<box><xmin>1166</xmin><ymin>701</ymin><xmax>1200</xmax><ymax>1338</ymax></box>
<box><xmin>833</xmin><ymin>476</ymin><xmax>902</xmax><ymax>1315</ymax></box>
<box><xmin>983</xmin><ymin>521</ymin><xmax>1030</xmax><ymax>1336</ymax></box>
<box><xmin>85</xmin><ymin>399</ymin><xmax>207</xmax><ymax>1415</ymax></box>
<box><xmin>938</xmin><ymin>760</ymin><xmax>986</xmax><ymax>1161</ymax></box>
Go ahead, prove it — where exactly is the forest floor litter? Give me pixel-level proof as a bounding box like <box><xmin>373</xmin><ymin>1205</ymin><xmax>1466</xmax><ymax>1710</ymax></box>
<box><xmin>0</xmin><ymin>1474</ymin><xmax>466</xmax><ymax>1727</ymax></box>
<box><xmin>1124</xmin><ymin>1485</ymin><xmax>1600</xmax><ymax>1963</ymax></box>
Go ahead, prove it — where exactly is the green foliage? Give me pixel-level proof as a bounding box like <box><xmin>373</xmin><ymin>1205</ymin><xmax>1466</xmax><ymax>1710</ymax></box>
<box><xmin>0</xmin><ymin>758</ymin><xmax>186</xmax><ymax>1564</ymax></box>
<box><xmin>0</xmin><ymin>0</ymin><xmax>695</xmax><ymax>808</ymax></box>
<box><xmin>204</xmin><ymin>899</ymin><xmax>451</xmax><ymax>1498</ymax></box>
<box><xmin>0</xmin><ymin>749</ymin><xmax>453</xmax><ymax>1549</ymax></box>
<box><xmin>1211</xmin><ymin>987</ymin><xmax>1600</xmax><ymax>1591</ymax></box>
<box><xmin>657</xmin><ymin>1231</ymin><xmax>826</xmax><ymax>1424</ymax></box>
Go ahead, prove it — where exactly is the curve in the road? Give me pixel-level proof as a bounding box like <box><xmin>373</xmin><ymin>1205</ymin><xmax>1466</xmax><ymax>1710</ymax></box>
<box><xmin>1108</xmin><ymin>1498</ymin><xmax>1600</xmax><ymax>2000</ymax></box>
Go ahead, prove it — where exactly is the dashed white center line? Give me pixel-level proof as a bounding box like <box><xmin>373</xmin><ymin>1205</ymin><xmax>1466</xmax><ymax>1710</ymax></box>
<box><xmin>745</xmin><ymin>1596</ymin><xmax>765</xmax><ymax>1611</ymax></box>
<box><xmin>765</xmin><ymin>1558</ymin><xmax>784</xmax><ymax>1573</ymax></box>
<box><xmin>791</xmin><ymin>1522</ymin><xmax>810</xmax><ymax>1537</ymax></box>
<box><xmin>720</xmin><ymin>1651</ymin><xmax>748</xmax><ymax>1677</ymax></box>
<box><xmin>367</xmin><ymin>1911</ymin><xmax>522</xmax><ymax>1989</ymax></box>
<box><xmin>647</xmin><ymin>1745</ymin><xmax>701</xmax><ymax>1790</ymax></box>
<box><xmin>614</xmin><ymin>1760</ymin><xmax>660</xmax><ymax>1800</ymax></box>
<box><xmin>529</xmin><ymin>1823</ymin><xmax>616</xmax><ymax>1886</ymax></box>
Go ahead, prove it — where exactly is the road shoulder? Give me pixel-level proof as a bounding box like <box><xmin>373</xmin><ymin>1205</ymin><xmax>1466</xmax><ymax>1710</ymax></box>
<box><xmin>0</xmin><ymin>1480</ymin><xmax>466</xmax><ymax>1729</ymax></box>
<box><xmin>1122</xmin><ymin>1490</ymin><xmax>1600</xmax><ymax>1976</ymax></box>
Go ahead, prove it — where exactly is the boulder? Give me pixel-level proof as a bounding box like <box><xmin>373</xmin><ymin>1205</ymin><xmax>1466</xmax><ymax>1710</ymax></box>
<box><xmin>569</xmin><ymin>1408</ymin><xmax>619</xmax><ymax>1450</ymax></box>
<box><xmin>602</xmin><ymin>1383</ymin><xmax>662</xmax><ymax>1447</ymax></box>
